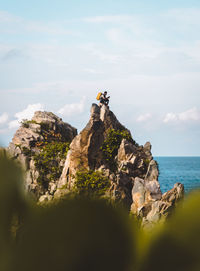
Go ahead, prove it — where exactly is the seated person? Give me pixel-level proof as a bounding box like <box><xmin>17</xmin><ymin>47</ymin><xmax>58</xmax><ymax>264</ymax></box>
<box><xmin>100</xmin><ymin>91</ymin><xmax>110</xmax><ymax>106</ymax></box>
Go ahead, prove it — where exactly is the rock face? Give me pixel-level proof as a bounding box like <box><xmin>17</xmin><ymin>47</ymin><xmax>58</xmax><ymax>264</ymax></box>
<box><xmin>8</xmin><ymin>111</ymin><xmax>77</xmax><ymax>200</ymax></box>
<box><xmin>57</xmin><ymin>104</ymin><xmax>134</xmax><ymax>196</ymax></box>
<box><xmin>141</xmin><ymin>183</ymin><xmax>184</xmax><ymax>226</ymax></box>
<box><xmin>56</xmin><ymin>105</ymin><xmax>160</xmax><ymax>210</ymax></box>
<box><xmin>56</xmin><ymin>104</ymin><xmax>184</xmax><ymax>223</ymax></box>
<box><xmin>8</xmin><ymin>105</ymin><xmax>184</xmax><ymax>224</ymax></box>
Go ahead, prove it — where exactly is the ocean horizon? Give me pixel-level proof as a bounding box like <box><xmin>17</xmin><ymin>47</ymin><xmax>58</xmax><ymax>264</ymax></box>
<box><xmin>155</xmin><ymin>156</ymin><xmax>200</xmax><ymax>193</ymax></box>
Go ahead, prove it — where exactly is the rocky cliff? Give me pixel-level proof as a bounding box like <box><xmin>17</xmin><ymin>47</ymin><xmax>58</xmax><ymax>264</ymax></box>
<box><xmin>8</xmin><ymin>111</ymin><xmax>77</xmax><ymax>201</ymax></box>
<box><xmin>8</xmin><ymin>105</ymin><xmax>184</xmax><ymax>225</ymax></box>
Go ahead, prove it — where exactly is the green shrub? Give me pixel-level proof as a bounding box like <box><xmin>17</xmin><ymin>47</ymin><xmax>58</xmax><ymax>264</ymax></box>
<box><xmin>21</xmin><ymin>119</ymin><xmax>38</xmax><ymax>128</ymax></box>
<box><xmin>33</xmin><ymin>142</ymin><xmax>70</xmax><ymax>187</ymax></box>
<box><xmin>21</xmin><ymin>147</ymin><xmax>32</xmax><ymax>158</ymax></box>
<box><xmin>21</xmin><ymin>119</ymin><xmax>29</xmax><ymax>128</ymax></box>
<box><xmin>101</xmin><ymin>129</ymin><xmax>134</xmax><ymax>172</ymax></box>
<box><xmin>40</xmin><ymin>122</ymin><xmax>49</xmax><ymax>132</ymax></box>
<box><xmin>73</xmin><ymin>170</ymin><xmax>110</xmax><ymax>197</ymax></box>
<box><xmin>144</xmin><ymin>159</ymin><xmax>150</xmax><ymax>167</ymax></box>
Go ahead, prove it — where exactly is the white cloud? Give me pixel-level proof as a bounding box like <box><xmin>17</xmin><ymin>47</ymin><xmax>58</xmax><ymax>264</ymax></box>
<box><xmin>80</xmin><ymin>43</ymin><xmax>121</xmax><ymax>64</ymax></box>
<box><xmin>0</xmin><ymin>10</ymin><xmax>21</xmax><ymax>23</ymax></box>
<box><xmin>4</xmin><ymin>81</ymin><xmax>74</xmax><ymax>95</ymax></box>
<box><xmin>179</xmin><ymin>107</ymin><xmax>200</xmax><ymax>121</ymax></box>
<box><xmin>163</xmin><ymin>107</ymin><xmax>200</xmax><ymax>123</ymax></box>
<box><xmin>106</xmin><ymin>28</ymin><xmax>123</xmax><ymax>43</ymax></box>
<box><xmin>136</xmin><ymin>113</ymin><xmax>152</xmax><ymax>122</ymax></box>
<box><xmin>24</xmin><ymin>22</ymin><xmax>76</xmax><ymax>36</ymax></box>
<box><xmin>83</xmin><ymin>68</ymin><xmax>103</xmax><ymax>74</ymax></box>
<box><xmin>57</xmin><ymin>97</ymin><xmax>86</xmax><ymax>117</ymax></box>
<box><xmin>8</xmin><ymin>103</ymin><xmax>44</xmax><ymax>129</ymax></box>
<box><xmin>83</xmin><ymin>15</ymin><xmax>133</xmax><ymax>24</ymax></box>
<box><xmin>0</xmin><ymin>10</ymin><xmax>78</xmax><ymax>37</ymax></box>
<box><xmin>8</xmin><ymin>120</ymin><xmax>20</xmax><ymax>130</ymax></box>
<box><xmin>163</xmin><ymin>113</ymin><xmax>178</xmax><ymax>123</ymax></box>
<box><xmin>0</xmin><ymin>113</ymin><xmax>8</xmax><ymax>124</ymax></box>
<box><xmin>164</xmin><ymin>8</ymin><xmax>200</xmax><ymax>25</ymax></box>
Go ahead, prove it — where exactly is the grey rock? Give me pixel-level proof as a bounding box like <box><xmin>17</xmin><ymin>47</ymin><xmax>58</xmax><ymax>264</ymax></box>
<box><xmin>90</xmin><ymin>103</ymin><xmax>100</xmax><ymax>122</ymax></box>
<box><xmin>145</xmin><ymin>160</ymin><xmax>159</xmax><ymax>182</ymax></box>
<box><xmin>145</xmin><ymin>160</ymin><xmax>162</xmax><ymax>200</ymax></box>
<box><xmin>39</xmin><ymin>194</ymin><xmax>53</xmax><ymax>203</ymax></box>
<box><xmin>146</xmin><ymin>201</ymin><xmax>161</xmax><ymax>223</ymax></box>
<box><xmin>8</xmin><ymin>111</ymin><xmax>77</xmax><ymax>200</ymax></box>
<box><xmin>58</xmin><ymin>104</ymin><xmax>159</xmax><ymax>209</ymax></box>
<box><xmin>162</xmin><ymin>182</ymin><xmax>184</xmax><ymax>202</ymax></box>
<box><xmin>131</xmin><ymin>177</ymin><xmax>146</xmax><ymax>214</ymax></box>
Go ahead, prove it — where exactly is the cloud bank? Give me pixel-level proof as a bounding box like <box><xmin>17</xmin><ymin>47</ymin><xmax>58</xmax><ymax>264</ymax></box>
<box><xmin>163</xmin><ymin>107</ymin><xmax>200</xmax><ymax>123</ymax></box>
<box><xmin>0</xmin><ymin>113</ymin><xmax>8</xmax><ymax>124</ymax></box>
<box><xmin>57</xmin><ymin>97</ymin><xmax>86</xmax><ymax>117</ymax></box>
<box><xmin>8</xmin><ymin>103</ymin><xmax>44</xmax><ymax>129</ymax></box>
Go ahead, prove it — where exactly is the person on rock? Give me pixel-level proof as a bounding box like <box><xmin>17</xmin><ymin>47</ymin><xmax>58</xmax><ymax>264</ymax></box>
<box><xmin>99</xmin><ymin>91</ymin><xmax>110</xmax><ymax>106</ymax></box>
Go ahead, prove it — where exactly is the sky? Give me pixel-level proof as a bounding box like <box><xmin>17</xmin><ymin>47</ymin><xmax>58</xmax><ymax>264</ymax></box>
<box><xmin>0</xmin><ymin>0</ymin><xmax>200</xmax><ymax>156</ymax></box>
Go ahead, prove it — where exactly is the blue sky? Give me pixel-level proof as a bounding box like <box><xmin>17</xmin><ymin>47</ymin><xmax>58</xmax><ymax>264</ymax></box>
<box><xmin>0</xmin><ymin>0</ymin><xmax>200</xmax><ymax>156</ymax></box>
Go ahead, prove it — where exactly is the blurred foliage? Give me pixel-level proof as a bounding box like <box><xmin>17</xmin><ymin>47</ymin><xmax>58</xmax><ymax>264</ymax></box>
<box><xmin>0</xmin><ymin>149</ymin><xmax>29</xmax><ymax>271</ymax></box>
<box><xmin>137</xmin><ymin>191</ymin><xmax>200</xmax><ymax>271</ymax></box>
<box><xmin>1</xmin><ymin>149</ymin><xmax>200</xmax><ymax>271</ymax></box>
<box><xmin>73</xmin><ymin>170</ymin><xmax>110</xmax><ymax>197</ymax></box>
<box><xmin>33</xmin><ymin>141</ymin><xmax>70</xmax><ymax>188</ymax></box>
<box><xmin>101</xmin><ymin>129</ymin><xmax>134</xmax><ymax>172</ymax></box>
<box><xmin>13</xmin><ymin>196</ymin><xmax>136</xmax><ymax>271</ymax></box>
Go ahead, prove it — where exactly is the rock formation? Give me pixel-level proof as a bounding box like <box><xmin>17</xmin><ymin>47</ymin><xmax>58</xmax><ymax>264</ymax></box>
<box><xmin>56</xmin><ymin>105</ymin><xmax>156</xmax><ymax>204</ymax></box>
<box><xmin>56</xmin><ymin>104</ymin><xmax>184</xmax><ymax>224</ymax></box>
<box><xmin>8</xmin><ymin>111</ymin><xmax>77</xmax><ymax>201</ymax></box>
<box><xmin>8</xmin><ymin>105</ymin><xmax>184</xmax><ymax>225</ymax></box>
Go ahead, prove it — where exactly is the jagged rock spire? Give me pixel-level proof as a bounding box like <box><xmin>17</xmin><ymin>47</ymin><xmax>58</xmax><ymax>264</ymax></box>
<box><xmin>56</xmin><ymin>104</ymin><xmax>161</xmax><ymax>209</ymax></box>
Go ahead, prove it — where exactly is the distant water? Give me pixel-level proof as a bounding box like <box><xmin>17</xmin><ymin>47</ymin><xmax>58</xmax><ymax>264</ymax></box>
<box><xmin>155</xmin><ymin>157</ymin><xmax>200</xmax><ymax>193</ymax></box>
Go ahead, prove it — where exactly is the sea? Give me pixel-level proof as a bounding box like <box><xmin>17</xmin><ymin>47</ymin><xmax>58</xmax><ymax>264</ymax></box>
<box><xmin>154</xmin><ymin>157</ymin><xmax>200</xmax><ymax>194</ymax></box>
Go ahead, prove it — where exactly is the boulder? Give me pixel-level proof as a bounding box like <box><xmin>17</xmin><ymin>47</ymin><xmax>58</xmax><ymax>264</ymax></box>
<box><xmin>137</xmin><ymin>183</ymin><xmax>184</xmax><ymax>227</ymax></box>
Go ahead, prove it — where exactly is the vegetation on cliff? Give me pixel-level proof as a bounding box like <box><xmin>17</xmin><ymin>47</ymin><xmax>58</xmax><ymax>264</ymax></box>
<box><xmin>33</xmin><ymin>141</ymin><xmax>70</xmax><ymax>187</ymax></box>
<box><xmin>101</xmin><ymin>128</ymin><xmax>134</xmax><ymax>171</ymax></box>
<box><xmin>21</xmin><ymin>119</ymin><xmax>38</xmax><ymax>128</ymax></box>
<box><xmin>73</xmin><ymin>170</ymin><xmax>110</xmax><ymax>197</ymax></box>
<box><xmin>9</xmin><ymin>111</ymin><xmax>77</xmax><ymax>198</ymax></box>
